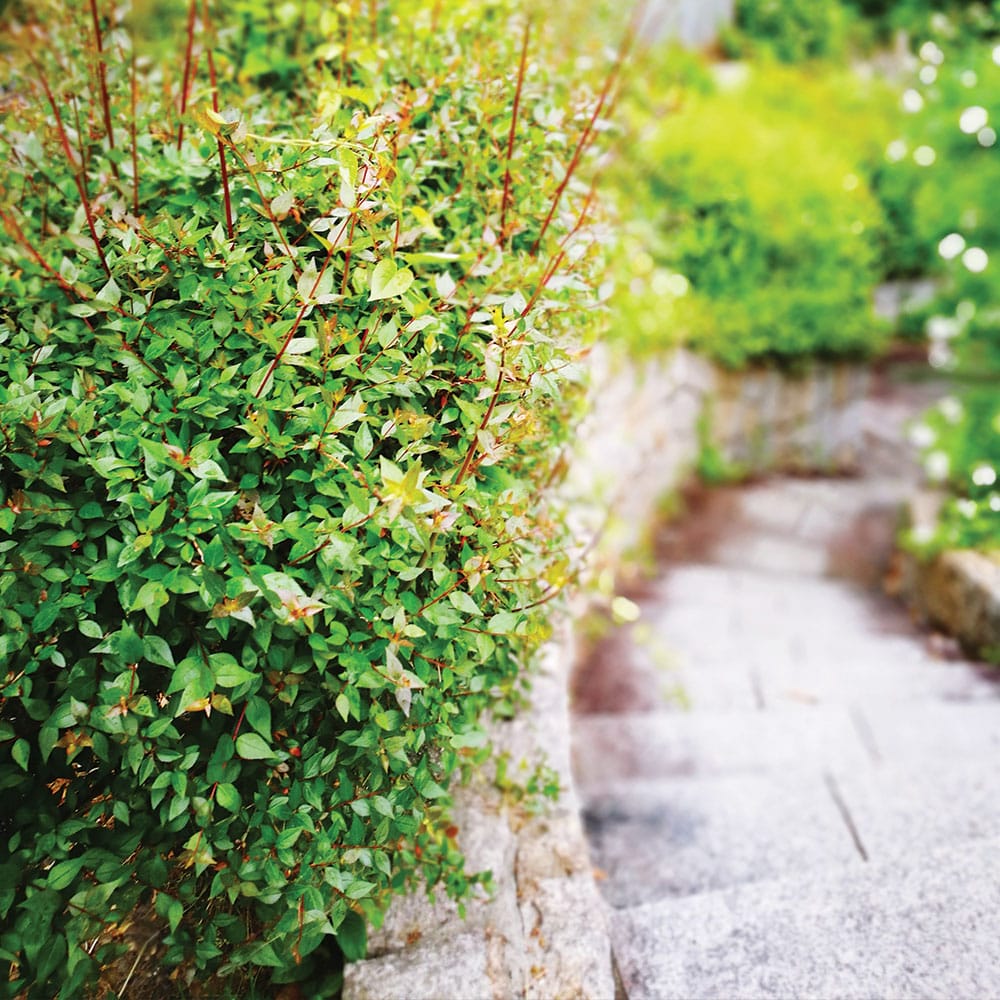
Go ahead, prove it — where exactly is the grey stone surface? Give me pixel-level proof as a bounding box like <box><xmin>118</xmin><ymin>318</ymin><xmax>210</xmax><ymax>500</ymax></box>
<box><xmin>639</xmin><ymin>0</ymin><xmax>735</xmax><ymax>47</ymax></box>
<box><xmin>365</xmin><ymin>785</ymin><xmax>520</xmax><ymax>957</ymax></box>
<box><xmin>343</xmin><ymin>933</ymin><xmax>494</xmax><ymax>1000</ymax></box>
<box><xmin>571</xmin><ymin>365</ymin><xmax>1000</xmax><ymax>999</ymax></box>
<box><xmin>610</xmin><ymin>838</ymin><xmax>1000</xmax><ymax>1000</ymax></box>
<box><xmin>573</xmin><ymin>706</ymin><xmax>872</xmax><ymax>786</ymax></box>
<box><xmin>582</xmin><ymin>773</ymin><xmax>861</xmax><ymax>907</ymax></box>
<box><xmin>832</xmin><ymin>757</ymin><xmax>1000</xmax><ymax>858</ymax></box>
<box><xmin>858</xmin><ymin>699</ymin><xmax>1000</xmax><ymax>762</ymax></box>
<box><xmin>915</xmin><ymin>548</ymin><xmax>1000</xmax><ymax>654</ymax></box>
<box><xmin>519</xmin><ymin>875</ymin><xmax>616</xmax><ymax>1000</ymax></box>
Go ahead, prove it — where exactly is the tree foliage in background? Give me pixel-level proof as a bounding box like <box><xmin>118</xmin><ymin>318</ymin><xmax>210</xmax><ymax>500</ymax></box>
<box><xmin>0</xmin><ymin>1</ymin><xmax>611</xmax><ymax>994</ymax></box>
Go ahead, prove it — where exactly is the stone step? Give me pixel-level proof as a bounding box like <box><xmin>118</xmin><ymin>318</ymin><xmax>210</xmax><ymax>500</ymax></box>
<box><xmin>581</xmin><ymin>772</ymin><xmax>864</xmax><ymax>908</ymax></box>
<box><xmin>582</xmin><ymin>750</ymin><xmax>1000</xmax><ymax>909</ymax></box>
<box><xmin>609</xmin><ymin>836</ymin><xmax>1000</xmax><ymax>999</ymax></box>
<box><xmin>573</xmin><ymin>701</ymin><xmax>1000</xmax><ymax>788</ymax></box>
<box><xmin>573</xmin><ymin>706</ymin><xmax>874</xmax><ymax>786</ymax></box>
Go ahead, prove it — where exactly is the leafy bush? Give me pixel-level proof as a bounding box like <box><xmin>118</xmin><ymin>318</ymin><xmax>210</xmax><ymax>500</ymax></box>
<box><xmin>611</xmin><ymin>64</ymin><xmax>889</xmax><ymax>368</ymax></box>
<box><xmin>722</xmin><ymin>0</ymin><xmax>856</xmax><ymax>63</ymax></box>
<box><xmin>875</xmin><ymin>29</ymin><xmax>1000</xmax><ymax>281</ymax></box>
<box><xmin>883</xmin><ymin>22</ymin><xmax>1000</xmax><ymax>550</ymax></box>
<box><xmin>0</xmin><ymin>1</ymin><xmax>609</xmax><ymax>995</ymax></box>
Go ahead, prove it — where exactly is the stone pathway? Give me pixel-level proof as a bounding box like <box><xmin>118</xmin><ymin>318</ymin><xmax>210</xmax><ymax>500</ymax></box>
<box><xmin>571</xmin><ymin>376</ymin><xmax>1000</xmax><ymax>998</ymax></box>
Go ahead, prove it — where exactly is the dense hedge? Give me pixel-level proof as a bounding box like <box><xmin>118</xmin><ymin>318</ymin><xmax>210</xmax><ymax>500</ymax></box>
<box><xmin>0</xmin><ymin>1</ymin><xmax>608</xmax><ymax>995</ymax></box>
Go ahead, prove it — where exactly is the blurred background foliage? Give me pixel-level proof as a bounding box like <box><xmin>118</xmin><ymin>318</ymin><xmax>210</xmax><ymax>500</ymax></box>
<box><xmin>604</xmin><ymin>0</ymin><xmax>1000</xmax><ymax>549</ymax></box>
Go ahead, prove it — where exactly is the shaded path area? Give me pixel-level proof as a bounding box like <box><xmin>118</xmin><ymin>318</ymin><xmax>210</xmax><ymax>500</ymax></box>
<box><xmin>571</xmin><ymin>371</ymin><xmax>1000</xmax><ymax>998</ymax></box>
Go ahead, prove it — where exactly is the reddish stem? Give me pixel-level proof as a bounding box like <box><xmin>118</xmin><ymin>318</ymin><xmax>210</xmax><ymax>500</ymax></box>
<box><xmin>88</xmin><ymin>0</ymin><xmax>119</xmax><ymax>177</ymax></box>
<box><xmin>130</xmin><ymin>50</ymin><xmax>139</xmax><ymax>215</ymax></box>
<box><xmin>530</xmin><ymin>22</ymin><xmax>635</xmax><ymax>257</ymax></box>
<box><xmin>501</xmin><ymin>19</ymin><xmax>530</xmax><ymax>241</ymax></box>
<box><xmin>202</xmin><ymin>1</ymin><xmax>234</xmax><ymax>240</ymax></box>
<box><xmin>34</xmin><ymin>64</ymin><xmax>112</xmax><ymax>278</ymax></box>
<box><xmin>251</xmin><ymin>246</ymin><xmax>338</xmax><ymax>398</ymax></box>
<box><xmin>177</xmin><ymin>0</ymin><xmax>197</xmax><ymax>150</ymax></box>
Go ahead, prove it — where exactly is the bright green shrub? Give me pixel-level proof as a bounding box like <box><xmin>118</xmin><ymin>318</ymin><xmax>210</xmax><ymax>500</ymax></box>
<box><xmin>722</xmin><ymin>0</ymin><xmax>856</xmax><ymax>62</ymax></box>
<box><xmin>874</xmin><ymin>27</ymin><xmax>1000</xmax><ymax>283</ymax></box>
<box><xmin>613</xmin><ymin>64</ymin><xmax>889</xmax><ymax>368</ymax></box>
<box><xmin>911</xmin><ymin>382</ymin><xmax>1000</xmax><ymax>552</ymax></box>
<box><xmin>0</xmin><ymin>2</ymin><xmax>608</xmax><ymax>995</ymax></box>
<box><xmin>883</xmin><ymin>26</ymin><xmax>1000</xmax><ymax>552</ymax></box>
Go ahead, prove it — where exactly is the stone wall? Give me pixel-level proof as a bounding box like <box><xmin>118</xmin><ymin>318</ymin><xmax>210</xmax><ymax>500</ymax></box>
<box><xmin>566</xmin><ymin>348</ymin><xmax>869</xmax><ymax>579</ymax></box>
<box><xmin>343</xmin><ymin>347</ymin><xmax>873</xmax><ymax>1000</ymax></box>
<box><xmin>902</xmin><ymin>493</ymin><xmax>1000</xmax><ymax>659</ymax></box>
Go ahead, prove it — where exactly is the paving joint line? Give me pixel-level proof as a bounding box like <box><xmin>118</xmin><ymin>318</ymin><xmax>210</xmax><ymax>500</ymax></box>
<box><xmin>823</xmin><ymin>770</ymin><xmax>870</xmax><ymax>862</ymax></box>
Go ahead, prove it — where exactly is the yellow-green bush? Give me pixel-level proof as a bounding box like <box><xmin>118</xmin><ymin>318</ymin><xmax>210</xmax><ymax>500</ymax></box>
<box><xmin>613</xmin><ymin>63</ymin><xmax>892</xmax><ymax>368</ymax></box>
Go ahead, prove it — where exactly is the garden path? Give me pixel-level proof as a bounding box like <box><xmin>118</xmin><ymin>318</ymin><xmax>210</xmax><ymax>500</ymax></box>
<box><xmin>571</xmin><ymin>370</ymin><xmax>1000</xmax><ymax>998</ymax></box>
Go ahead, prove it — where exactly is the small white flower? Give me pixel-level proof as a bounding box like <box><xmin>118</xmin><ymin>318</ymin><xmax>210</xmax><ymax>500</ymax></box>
<box><xmin>887</xmin><ymin>139</ymin><xmax>908</xmax><ymax>162</ymax></box>
<box><xmin>956</xmin><ymin>499</ymin><xmax>978</xmax><ymax>518</ymax></box>
<box><xmin>925</xmin><ymin>451</ymin><xmax>950</xmax><ymax>481</ymax></box>
<box><xmin>960</xmin><ymin>106</ymin><xmax>989</xmax><ymax>134</ymax></box>
<box><xmin>962</xmin><ymin>247</ymin><xmax>989</xmax><ymax>273</ymax></box>
<box><xmin>902</xmin><ymin>89</ymin><xmax>925</xmax><ymax>113</ymax></box>
<box><xmin>938</xmin><ymin>233</ymin><xmax>966</xmax><ymax>260</ymax></box>
<box><xmin>972</xmin><ymin>465</ymin><xmax>997</xmax><ymax>487</ymax></box>
<box><xmin>913</xmin><ymin>145</ymin><xmax>936</xmax><ymax>166</ymax></box>
<box><xmin>928</xmin><ymin>343</ymin><xmax>954</xmax><ymax>369</ymax></box>
<box><xmin>909</xmin><ymin>423</ymin><xmax>937</xmax><ymax>448</ymax></box>
<box><xmin>938</xmin><ymin>397</ymin><xmax>964</xmax><ymax>424</ymax></box>
<box><xmin>990</xmin><ymin>496</ymin><xmax>1000</xmax><ymax>512</ymax></box>
<box><xmin>920</xmin><ymin>41</ymin><xmax>945</xmax><ymax>65</ymax></box>
<box><xmin>927</xmin><ymin>314</ymin><xmax>960</xmax><ymax>340</ymax></box>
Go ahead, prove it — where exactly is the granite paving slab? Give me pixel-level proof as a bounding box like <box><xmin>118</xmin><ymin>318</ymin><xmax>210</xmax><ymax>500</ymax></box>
<box><xmin>572</xmin><ymin>705</ymin><xmax>873</xmax><ymax>786</ymax></box>
<box><xmin>610</xmin><ymin>837</ymin><xmax>1000</xmax><ymax>1000</ymax></box>
<box><xmin>582</xmin><ymin>773</ymin><xmax>862</xmax><ymax>907</ymax></box>
<box><xmin>857</xmin><ymin>699</ymin><xmax>1000</xmax><ymax>761</ymax></box>
<box><xmin>831</xmin><ymin>756</ymin><xmax>1000</xmax><ymax>859</ymax></box>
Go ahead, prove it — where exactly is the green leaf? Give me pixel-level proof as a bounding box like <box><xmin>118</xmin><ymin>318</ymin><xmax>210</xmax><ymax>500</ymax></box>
<box><xmin>156</xmin><ymin>893</ymin><xmax>184</xmax><ymax>934</ymax></box>
<box><xmin>144</xmin><ymin>636</ymin><xmax>175</xmax><ymax>668</ymax></box>
<box><xmin>47</xmin><ymin>858</ymin><xmax>85</xmax><ymax>891</ymax></box>
<box><xmin>448</xmin><ymin>591</ymin><xmax>480</xmax><ymax>615</ymax></box>
<box><xmin>215</xmin><ymin>783</ymin><xmax>241</xmax><ymax>813</ymax></box>
<box><xmin>369</xmin><ymin>258</ymin><xmax>414</xmax><ymax>301</ymax></box>
<box><xmin>116</xmin><ymin>626</ymin><xmax>146</xmax><ymax>664</ymax></box>
<box><xmin>245</xmin><ymin>696</ymin><xmax>271</xmax><ymax>740</ymax></box>
<box><xmin>210</xmin><ymin>653</ymin><xmax>256</xmax><ymax>688</ymax></box>
<box><xmin>11</xmin><ymin>738</ymin><xmax>29</xmax><ymax>771</ymax></box>
<box><xmin>337</xmin><ymin>909</ymin><xmax>367</xmax><ymax>961</ymax></box>
<box><xmin>235</xmin><ymin>733</ymin><xmax>276</xmax><ymax>760</ymax></box>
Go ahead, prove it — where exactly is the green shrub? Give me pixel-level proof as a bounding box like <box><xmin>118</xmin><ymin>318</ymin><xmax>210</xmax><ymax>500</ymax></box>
<box><xmin>886</xmin><ymin>26</ymin><xmax>1000</xmax><ymax>551</ymax></box>
<box><xmin>722</xmin><ymin>0</ymin><xmax>856</xmax><ymax>62</ymax></box>
<box><xmin>612</xmin><ymin>64</ymin><xmax>889</xmax><ymax>368</ymax></box>
<box><xmin>0</xmin><ymin>2</ymin><xmax>608</xmax><ymax>995</ymax></box>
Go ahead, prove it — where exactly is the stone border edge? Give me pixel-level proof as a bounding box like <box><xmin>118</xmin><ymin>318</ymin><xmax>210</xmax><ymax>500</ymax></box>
<box><xmin>900</xmin><ymin>493</ymin><xmax>1000</xmax><ymax>659</ymax></box>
